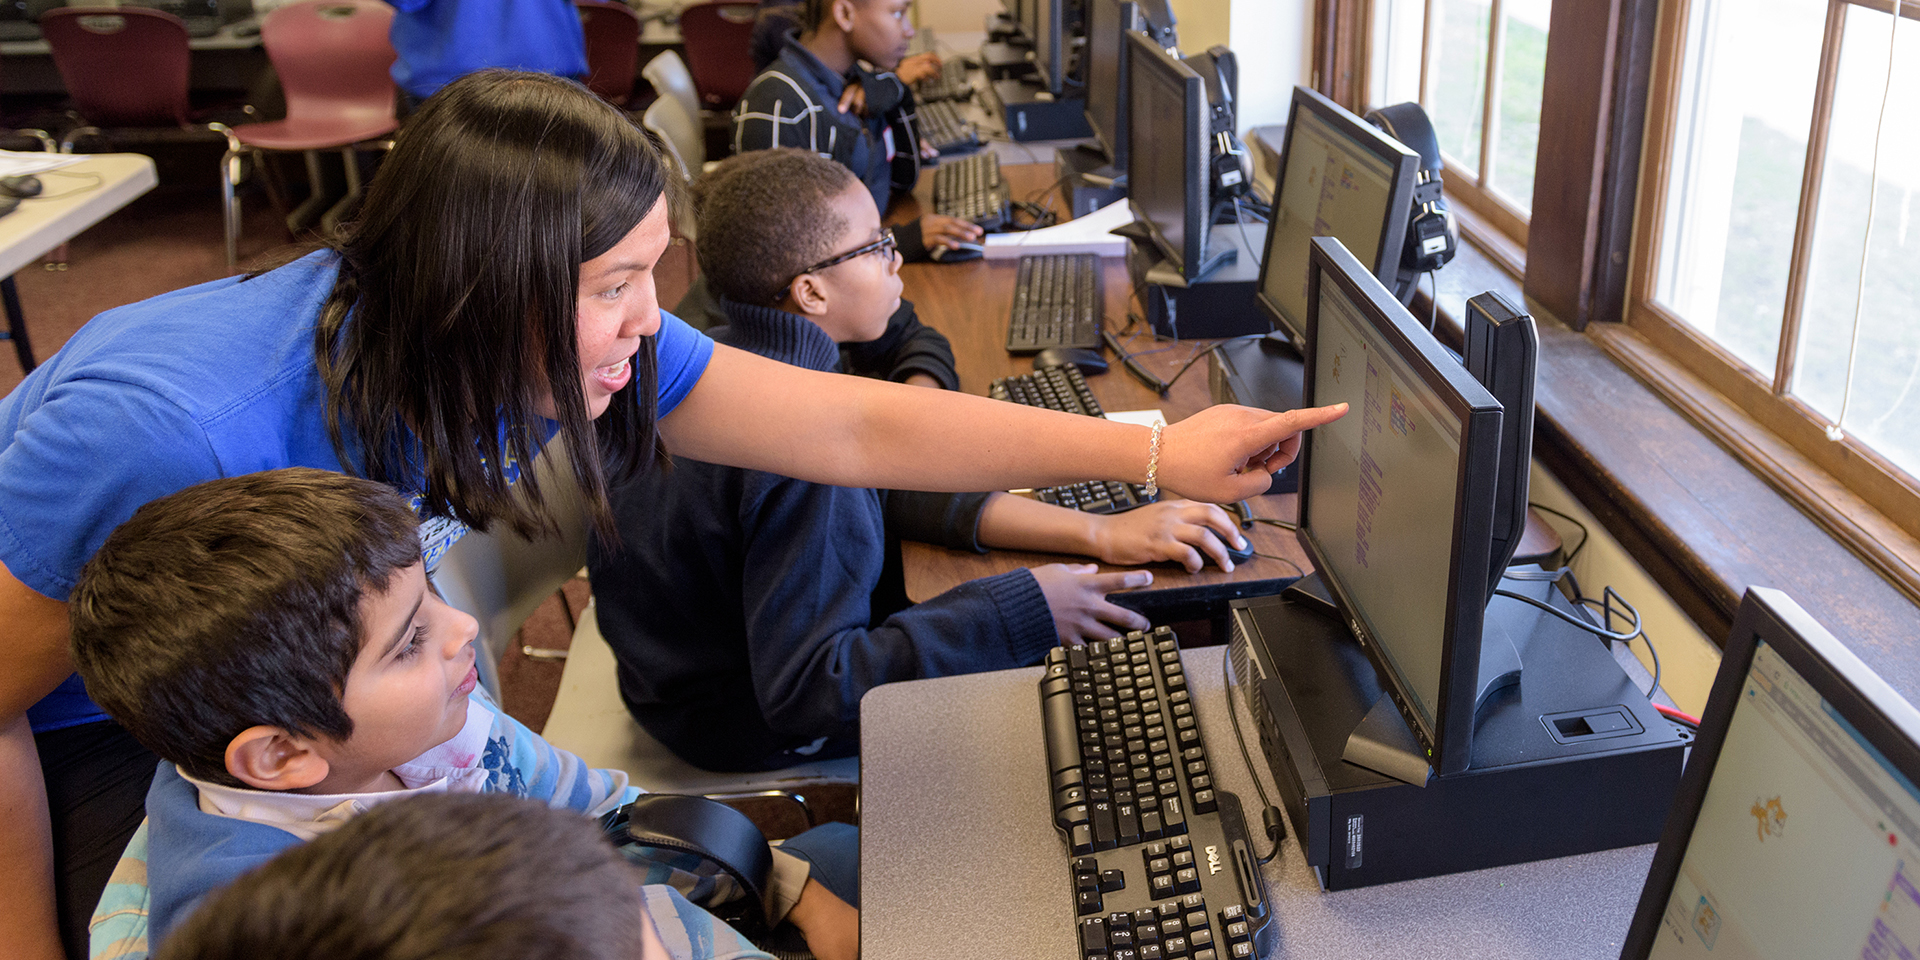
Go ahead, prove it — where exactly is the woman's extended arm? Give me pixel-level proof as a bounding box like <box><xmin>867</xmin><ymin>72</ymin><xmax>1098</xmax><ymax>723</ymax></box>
<box><xmin>0</xmin><ymin>564</ymin><xmax>84</xmax><ymax>960</ymax></box>
<box><xmin>659</xmin><ymin>344</ymin><xmax>1346</xmax><ymax>504</ymax></box>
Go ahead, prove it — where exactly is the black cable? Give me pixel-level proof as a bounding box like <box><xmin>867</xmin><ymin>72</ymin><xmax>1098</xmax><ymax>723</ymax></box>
<box><xmin>1524</xmin><ymin>501</ymin><xmax>1592</xmax><ymax>565</ymax></box>
<box><xmin>1426</xmin><ymin>270</ymin><xmax>1439</xmax><ymax>333</ymax></box>
<box><xmin>1492</xmin><ymin>586</ymin><xmax>1643</xmax><ymax>643</ymax></box>
<box><xmin>23</xmin><ymin>170</ymin><xmax>104</xmax><ymax>201</ymax></box>
<box><xmin>1249</xmin><ymin>515</ymin><xmax>1297</xmax><ymax>531</ymax></box>
<box><xmin>1220</xmin><ymin>652</ymin><xmax>1285</xmax><ymax>864</ymax></box>
<box><xmin>1250</xmin><ymin>552</ymin><xmax>1305</xmax><ymax>578</ymax></box>
<box><xmin>1101</xmin><ymin>327</ymin><xmax>1169</xmax><ymax>396</ymax></box>
<box><xmin>1162</xmin><ymin>343</ymin><xmax>1215</xmax><ymax>392</ymax></box>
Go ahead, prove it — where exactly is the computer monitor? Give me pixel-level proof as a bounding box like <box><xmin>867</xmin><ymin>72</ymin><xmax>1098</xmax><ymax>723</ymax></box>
<box><xmin>1256</xmin><ymin>86</ymin><xmax>1420</xmax><ymax>351</ymax></box>
<box><xmin>1024</xmin><ymin>0</ymin><xmax>1064</xmax><ymax>94</ymax></box>
<box><xmin>1125</xmin><ymin>32</ymin><xmax>1221</xmax><ymax>283</ymax></box>
<box><xmin>1620</xmin><ymin>587</ymin><xmax>1920</xmax><ymax>959</ymax></box>
<box><xmin>1297</xmin><ymin>236</ymin><xmax>1502</xmax><ymax>777</ymax></box>
<box><xmin>1083</xmin><ymin>0</ymin><xmax>1139</xmax><ymax>167</ymax></box>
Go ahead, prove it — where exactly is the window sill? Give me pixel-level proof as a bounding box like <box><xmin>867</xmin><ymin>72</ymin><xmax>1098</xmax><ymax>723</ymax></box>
<box><xmin>1420</xmin><ymin>239</ymin><xmax>1920</xmax><ymax>701</ymax></box>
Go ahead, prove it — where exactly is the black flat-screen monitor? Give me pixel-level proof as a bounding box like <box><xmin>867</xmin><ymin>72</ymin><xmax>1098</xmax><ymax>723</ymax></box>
<box><xmin>1297</xmin><ymin>237</ymin><xmax>1502</xmax><ymax>777</ymax></box>
<box><xmin>1621</xmin><ymin>587</ymin><xmax>1920</xmax><ymax>960</ymax></box>
<box><xmin>1025</xmin><ymin>0</ymin><xmax>1064</xmax><ymax>94</ymax></box>
<box><xmin>1083</xmin><ymin>0</ymin><xmax>1138</xmax><ymax>166</ymax></box>
<box><xmin>1256</xmin><ymin>86</ymin><xmax>1420</xmax><ymax>351</ymax></box>
<box><xmin>1125</xmin><ymin>32</ymin><xmax>1210</xmax><ymax>282</ymax></box>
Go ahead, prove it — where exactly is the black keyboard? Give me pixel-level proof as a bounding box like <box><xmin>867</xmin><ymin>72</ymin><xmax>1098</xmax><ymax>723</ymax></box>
<box><xmin>1008</xmin><ymin>253</ymin><xmax>1101</xmax><ymax>353</ymax></box>
<box><xmin>1040</xmin><ymin>629</ymin><xmax>1274</xmax><ymax>960</ymax></box>
<box><xmin>933</xmin><ymin>151</ymin><xmax>1009</xmax><ymax>230</ymax></box>
<box><xmin>988</xmin><ymin>364</ymin><xmax>1157</xmax><ymax>513</ymax></box>
<box><xmin>914</xmin><ymin>58</ymin><xmax>973</xmax><ymax>102</ymax></box>
<box><xmin>917</xmin><ymin>99</ymin><xmax>982</xmax><ymax>155</ymax></box>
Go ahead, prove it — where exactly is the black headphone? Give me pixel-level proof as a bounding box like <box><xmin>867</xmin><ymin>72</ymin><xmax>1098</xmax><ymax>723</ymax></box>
<box><xmin>1365</xmin><ymin>102</ymin><xmax>1458</xmax><ymax>303</ymax></box>
<box><xmin>1190</xmin><ymin>46</ymin><xmax>1250</xmax><ymax>200</ymax></box>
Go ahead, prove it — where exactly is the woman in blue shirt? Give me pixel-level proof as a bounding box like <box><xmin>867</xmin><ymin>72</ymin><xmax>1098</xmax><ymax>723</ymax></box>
<box><xmin>0</xmin><ymin>70</ymin><xmax>1343</xmax><ymax>958</ymax></box>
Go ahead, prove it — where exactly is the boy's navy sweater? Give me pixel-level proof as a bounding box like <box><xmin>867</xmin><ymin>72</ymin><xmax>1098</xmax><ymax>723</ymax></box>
<box><xmin>589</xmin><ymin>301</ymin><xmax>1057</xmax><ymax>772</ymax></box>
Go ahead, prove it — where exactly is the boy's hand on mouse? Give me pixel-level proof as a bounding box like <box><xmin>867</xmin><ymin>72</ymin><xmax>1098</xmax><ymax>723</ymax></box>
<box><xmin>918</xmin><ymin>214</ymin><xmax>984</xmax><ymax>251</ymax></box>
<box><xmin>787</xmin><ymin>878</ymin><xmax>859</xmax><ymax>960</ymax></box>
<box><xmin>1090</xmin><ymin>500</ymin><xmax>1247</xmax><ymax>573</ymax></box>
<box><xmin>1031</xmin><ymin>563</ymin><xmax>1152</xmax><ymax>644</ymax></box>
<box><xmin>896</xmin><ymin>51</ymin><xmax>943</xmax><ymax>85</ymax></box>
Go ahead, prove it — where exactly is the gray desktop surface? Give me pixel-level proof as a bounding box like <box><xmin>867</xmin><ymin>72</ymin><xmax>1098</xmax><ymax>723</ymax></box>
<box><xmin>860</xmin><ymin>644</ymin><xmax>1655</xmax><ymax>959</ymax></box>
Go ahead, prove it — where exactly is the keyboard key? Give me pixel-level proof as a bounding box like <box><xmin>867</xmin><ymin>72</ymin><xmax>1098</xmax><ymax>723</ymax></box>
<box><xmin>1078</xmin><ymin>890</ymin><xmax>1104</xmax><ymax>915</ymax></box>
<box><xmin>1100</xmin><ymin>869</ymin><xmax>1126</xmax><ymax>893</ymax></box>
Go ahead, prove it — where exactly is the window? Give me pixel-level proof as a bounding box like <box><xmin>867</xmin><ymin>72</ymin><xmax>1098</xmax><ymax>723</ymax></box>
<box><xmin>1366</xmin><ymin>0</ymin><xmax>1551</xmax><ymax>248</ymax></box>
<box><xmin>1631</xmin><ymin>0</ymin><xmax>1920</xmax><ymax>532</ymax></box>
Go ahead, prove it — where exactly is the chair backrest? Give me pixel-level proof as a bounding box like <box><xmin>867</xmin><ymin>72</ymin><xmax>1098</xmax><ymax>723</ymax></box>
<box><xmin>642</xmin><ymin>49</ymin><xmax>702</xmax><ymax>123</ymax></box>
<box><xmin>40</xmin><ymin>8</ymin><xmax>193</xmax><ymax>128</ymax></box>
<box><xmin>642</xmin><ymin>94</ymin><xmax>703</xmax><ymax>180</ymax></box>
<box><xmin>431</xmin><ymin>440</ymin><xmax>590</xmax><ymax>697</ymax></box>
<box><xmin>576</xmin><ymin>0</ymin><xmax>641</xmax><ymax>107</ymax></box>
<box><xmin>676</xmin><ymin>1</ymin><xmax>759</xmax><ymax>109</ymax></box>
<box><xmin>260</xmin><ymin>0</ymin><xmax>396</xmax><ymax>127</ymax></box>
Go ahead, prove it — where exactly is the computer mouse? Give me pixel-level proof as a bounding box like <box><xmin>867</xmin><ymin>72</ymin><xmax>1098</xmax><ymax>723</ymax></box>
<box><xmin>0</xmin><ymin>194</ymin><xmax>17</xmax><ymax>219</ymax></box>
<box><xmin>1225</xmin><ymin>538</ymin><xmax>1257</xmax><ymax>566</ymax></box>
<box><xmin>230</xmin><ymin>20</ymin><xmax>262</xmax><ymax>38</ymax></box>
<box><xmin>929</xmin><ymin>242</ymin><xmax>985</xmax><ymax>262</ymax></box>
<box><xmin>0</xmin><ymin>175</ymin><xmax>42</xmax><ymax>198</ymax></box>
<box><xmin>1033</xmin><ymin>346</ymin><xmax>1108</xmax><ymax>375</ymax></box>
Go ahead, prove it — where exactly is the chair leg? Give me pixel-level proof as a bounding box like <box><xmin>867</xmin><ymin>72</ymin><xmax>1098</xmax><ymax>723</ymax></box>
<box><xmin>287</xmin><ymin>150</ymin><xmax>330</xmax><ymax>235</ymax></box>
<box><xmin>318</xmin><ymin>147</ymin><xmax>362</xmax><ymax>236</ymax></box>
<box><xmin>220</xmin><ymin>148</ymin><xmax>243</xmax><ymax>273</ymax></box>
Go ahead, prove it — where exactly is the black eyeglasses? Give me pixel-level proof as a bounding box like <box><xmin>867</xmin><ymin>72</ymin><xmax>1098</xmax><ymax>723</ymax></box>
<box><xmin>776</xmin><ymin>229</ymin><xmax>897</xmax><ymax>301</ymax></box>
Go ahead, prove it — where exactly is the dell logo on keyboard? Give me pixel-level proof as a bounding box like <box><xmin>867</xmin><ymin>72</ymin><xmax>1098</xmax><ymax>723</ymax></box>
<box><xmin>1206</xmin><ymin>844</ymin><xmax>1223</xmax><ymax>875</ymax></box>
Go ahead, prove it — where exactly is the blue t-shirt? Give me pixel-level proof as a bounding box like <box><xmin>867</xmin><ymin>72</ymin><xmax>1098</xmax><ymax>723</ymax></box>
<box><xmin>0</xmin><ymin>250</ymin><xmax>713</xmax><ymax>732</ymax></box>
<box><xmin>388</xmin><ymin>0</ymin><xmax>591</xmax><ymax>100</ymax></box>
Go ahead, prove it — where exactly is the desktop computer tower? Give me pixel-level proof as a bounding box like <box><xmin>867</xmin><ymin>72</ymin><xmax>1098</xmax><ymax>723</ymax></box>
<box><xmin>1225</xmin><ymin>575</ymin><xmax>1687</xmax><ymax>890</ymax></box>
<box><xmin>1123</xmin><ymin>222</ymin><xmax>1271</xmax><ymax>339</ymax></box>
<box><xmin>987</xmin><ymin>80</ymin><xmax>1093</xmax><ymax>142</ymax></box>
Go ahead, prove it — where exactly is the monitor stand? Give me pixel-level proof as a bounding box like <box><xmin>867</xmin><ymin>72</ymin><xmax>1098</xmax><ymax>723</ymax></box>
<box><xmin>1225</xmin><ymin>569</ymin><xmax>1686</xmax><ymax>890</ymax></box>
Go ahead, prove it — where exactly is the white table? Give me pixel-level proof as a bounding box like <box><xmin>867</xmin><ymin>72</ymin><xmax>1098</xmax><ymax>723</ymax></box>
<box><xmin>0</xmin><ymin>153</ymin><xmax>158</xmax><ymax>371</ymax></box>
<box><xmin>860</xmin><ymin>645</ymin><xmax>1656</xmax><ymax>960</ymax></box>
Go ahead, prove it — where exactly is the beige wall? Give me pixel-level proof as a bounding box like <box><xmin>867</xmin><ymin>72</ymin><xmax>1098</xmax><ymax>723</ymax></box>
<box><xmin>912</xmin><ymin>0</ymin><xmax>1311</xmax><ymax>133</ymax></box>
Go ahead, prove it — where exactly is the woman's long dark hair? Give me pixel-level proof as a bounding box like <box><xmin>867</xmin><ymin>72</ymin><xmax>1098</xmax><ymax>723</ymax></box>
<box><xmin>315</xmin><ymin>70</ymin><xmax>672</xmax><ymax>540</ymax></box>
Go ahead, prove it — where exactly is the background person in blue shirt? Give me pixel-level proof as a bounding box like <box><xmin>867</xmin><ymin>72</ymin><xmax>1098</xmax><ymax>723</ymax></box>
<box><xmin>0</xmin><ymin>69</ymin><xmax>1344</xmax><ymax>959</ymax></box>
<box><xmin>387</xmin><ymin>0</ymin><xmax>589</xmax><ymax>103</ymax></box>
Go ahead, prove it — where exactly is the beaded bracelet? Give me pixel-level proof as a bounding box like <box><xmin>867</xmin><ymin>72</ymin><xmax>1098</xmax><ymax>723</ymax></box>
<box><xmin>1144</xmin><ymin>420</ymin><xmax>1165</xmax><ymax>498</ymax></box>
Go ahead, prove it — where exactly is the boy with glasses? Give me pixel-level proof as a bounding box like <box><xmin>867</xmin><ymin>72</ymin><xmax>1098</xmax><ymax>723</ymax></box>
<box><xmin>589</xmin><ymin>150</ymin><xmax>1254</xmax><ymax>773</ymax></box>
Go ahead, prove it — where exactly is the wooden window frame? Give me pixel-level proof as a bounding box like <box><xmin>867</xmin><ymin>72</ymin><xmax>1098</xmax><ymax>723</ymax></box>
<box><xmin>1623</xmin><ymin>0</ymin><xmax>1920</xmax><ymax>592</ymax></box>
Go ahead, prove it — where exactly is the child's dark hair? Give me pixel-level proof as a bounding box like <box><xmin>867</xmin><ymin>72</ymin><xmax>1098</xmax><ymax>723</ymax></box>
<box><xmin>70</xmin><ymin>469</ymin><xmax>423</xmax><ymax>787</ymax></box>
<box><xmin>155</xmin><ymin>793</ymin><xmax>648</xmax><ymax>960</ymax></box>
<box><xmin>692</xmin><ymin>148</ymin><xmax>861</xmax><ymax>305</ymax></box>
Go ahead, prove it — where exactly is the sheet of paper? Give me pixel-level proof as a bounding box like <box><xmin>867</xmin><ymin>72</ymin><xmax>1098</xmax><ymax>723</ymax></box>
<box><xmin>1103</xmin><ymin>409</ymin><xmax>1167</xmax><ymax>426</ymax></box>
<box><xmin>0</xmin><ymin>152</ymin><xmax>83</xmax><ymax>178</ymax></box>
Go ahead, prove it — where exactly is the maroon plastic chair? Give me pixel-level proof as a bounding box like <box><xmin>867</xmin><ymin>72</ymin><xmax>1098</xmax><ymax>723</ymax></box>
<box><xmin>224</xmin><ymin>0</ymin><xmax>396</xmax><ymax>270</ymax></box>
<box><xmin>39</xmin><ymin>7</ymin><xmax>245</xmax><ymax>269</ymax></box>
<box><xmin>577</xmin><ymin>0</ymin><xmax>642</xmax><ymax>108</ymax></box>
<box><xmin>677</xmin><ymin>1</ymin><xmax>759</xmax><ymax>110</ymax></box>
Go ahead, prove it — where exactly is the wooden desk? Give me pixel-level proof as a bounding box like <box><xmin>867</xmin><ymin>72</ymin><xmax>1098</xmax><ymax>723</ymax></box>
<box><xmin>891</xmin><ymin>162</ymin><xmax>1314</xmax><ymax>618</ymax></box>
<box><xmin>0</xmin><ymin>153</ymin><xmax>157</xmax><ymax>371</ymax></box>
